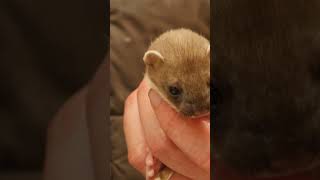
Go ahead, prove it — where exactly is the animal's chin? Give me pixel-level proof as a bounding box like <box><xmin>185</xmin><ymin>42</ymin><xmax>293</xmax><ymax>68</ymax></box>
<box><xmin>190</xmin><ymin>112</ymin><xmax>210</xmax><ymax>119</ymax></box>
<box><xmin>181</xmin><ymin>111</ymin><xmax>210</xmax><ymax>120</ymax></box>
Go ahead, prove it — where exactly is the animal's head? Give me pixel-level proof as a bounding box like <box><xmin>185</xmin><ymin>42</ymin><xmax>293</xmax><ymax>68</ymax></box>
<box><xmin>143</xmin><ymin>29</ymin><xmax>210</xmax><ymax>117</ymax></box>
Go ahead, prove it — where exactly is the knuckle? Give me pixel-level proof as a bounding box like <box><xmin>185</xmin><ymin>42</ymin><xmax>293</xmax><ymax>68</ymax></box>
<box><xmin>163</xmin><ymin>113</ymin><xmax>178</xmax><ymax>134</ymax></box>
<box><xmin>124</xmin><ymin>91</ymin><xmax>136</xmax><ymax>108</ymax></box>
<box><xmin>196</xmin><ymin>154</ymin><xmax>211</xmax><ymax>172</ymax></box>
<box><xmin>157</xmin><ymin>109</ymin><xmax>182</xmax><ymax>137</ymax></box>
<box><xmin>149</xmin><ymin>136</ymin><xmax>170</xmax><ymax>157</ymax></box>
<box><xmin>202</xmin><ymin>157</ymin><xmax>211</xmax><ymax>172</ymax></box>
<box><xmin>127</xmin><ymin>148</ymin><xmax>145</xmax><ymax>171</ymax></box>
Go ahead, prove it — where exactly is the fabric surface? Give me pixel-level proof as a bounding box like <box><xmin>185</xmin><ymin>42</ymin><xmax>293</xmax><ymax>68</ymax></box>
<box><xmin>110</xmin><ymin>0</ymin><xmax>210</xmax><ymax>178</ymax></box>
<box><xmin>0</xmin><ymin>0</ymin><xmax>105</xmax><ymax>173</ymax></box>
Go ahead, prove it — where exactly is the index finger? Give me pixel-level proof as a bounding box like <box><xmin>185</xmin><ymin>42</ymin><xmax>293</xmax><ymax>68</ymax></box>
<box><xmin>123</xmin><ymin>89</ymin><xmax>147</xmax><ymax>174</ymax></box>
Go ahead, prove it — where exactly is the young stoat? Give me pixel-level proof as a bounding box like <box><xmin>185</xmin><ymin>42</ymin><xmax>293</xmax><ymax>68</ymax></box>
<box><xmin>142</xmin><ymin>28</ymin><xmax>210</xmax><ymax>180</ymax></box>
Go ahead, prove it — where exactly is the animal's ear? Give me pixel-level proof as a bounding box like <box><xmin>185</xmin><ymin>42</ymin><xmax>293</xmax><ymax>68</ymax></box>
<box><xmin>143</xmin><ymin>50</ymin><xmax>164</xmax><ymax>66</ymax></box>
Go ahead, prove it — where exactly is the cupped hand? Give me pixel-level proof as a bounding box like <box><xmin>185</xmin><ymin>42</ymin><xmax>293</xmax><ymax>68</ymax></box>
<box><xmin>124</xmin><ymin>78</ymin><xmax>210</xmax><ymax>180</ymax></box>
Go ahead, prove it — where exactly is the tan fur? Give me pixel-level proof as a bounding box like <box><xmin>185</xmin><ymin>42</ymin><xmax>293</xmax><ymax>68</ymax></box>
<box><xmin>144</xmin><ymin>28</ymin><xmax>210</xmax><ymax>117</ymax></box>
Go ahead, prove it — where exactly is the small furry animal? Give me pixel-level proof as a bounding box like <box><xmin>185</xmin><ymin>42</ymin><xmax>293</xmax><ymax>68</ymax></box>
<box><xmin>142</xmin><ymin>28</ymin><xmax>210</xmax><ymax>179</ymax></box>
<box><xmin>213</xmin><ymin>0</ymin><xmax>320</xmax><ymax>178</ymax></box>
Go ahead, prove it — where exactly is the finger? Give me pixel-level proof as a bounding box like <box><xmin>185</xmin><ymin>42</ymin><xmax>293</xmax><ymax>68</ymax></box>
<box><xmin>137</xmin><ymin>79</ymin><xmax>207</xmax><ymax>179</ymax></box>
<box><xmin>149</xmin><ymin>89</ymin><xmax>210</xmax><ymax>172</ymax></box>
<box><xmin>123</xmin><ymin>89</ymin><xmax>147</xmax><ymax>174</ymax></box>
<box><xmin>145</xmin><ymin>147</ymin><xmax>162</xmax><ymax>179</ymax></box>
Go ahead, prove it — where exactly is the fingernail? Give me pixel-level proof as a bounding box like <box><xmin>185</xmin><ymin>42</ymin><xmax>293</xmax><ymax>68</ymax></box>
<box><xmin>148</xmin><ymin>89</ymin><xmax>162</xmax><ymax>108</ymax></box>
<box><xmin>146</xmin><ymin>158</ymin><xmax>153</xmax><ymax>166</ymax></box>
<box><xmin>147</xmin><ymin>169</ymin><xmax>154</xmax><ymax>177</ymax></box>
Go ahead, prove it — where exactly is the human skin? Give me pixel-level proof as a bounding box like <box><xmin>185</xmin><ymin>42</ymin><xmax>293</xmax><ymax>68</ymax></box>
<box><xmin>123</xmin><ymin>78</ymin><xmax>210</xmax><ymax>180</ymax></box>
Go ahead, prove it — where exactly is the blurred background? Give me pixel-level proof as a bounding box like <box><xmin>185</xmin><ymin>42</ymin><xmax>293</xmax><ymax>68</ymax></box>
<box><xmin>0</xmin><ymin>0</ymin><xmax>105</xmax><ymax>179</ymax></box>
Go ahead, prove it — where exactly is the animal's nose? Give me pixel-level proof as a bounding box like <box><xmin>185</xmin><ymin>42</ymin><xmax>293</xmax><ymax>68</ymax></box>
<box><xmin>184</xmin><ymin>102</ymin><xmax>196</xmax><ymax>112</ymax></box>
<box><xmin>181</xmin><ymin>102</ymin><xmax>197</xmax><ymax>116</ymax></box>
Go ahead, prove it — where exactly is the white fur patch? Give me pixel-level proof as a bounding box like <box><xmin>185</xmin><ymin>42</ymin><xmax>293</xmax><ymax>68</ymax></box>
<box><xmin>143</xmin><ymin>50</ymin><xmax>164</xmax><ymax>65</ymax></box>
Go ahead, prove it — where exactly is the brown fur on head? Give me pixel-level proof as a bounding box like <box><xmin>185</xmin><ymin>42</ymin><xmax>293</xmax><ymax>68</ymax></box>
<box><xmin>143</xmin><ymin>28</ymin><xmax>210</xmax><ymax>117</ymax></box>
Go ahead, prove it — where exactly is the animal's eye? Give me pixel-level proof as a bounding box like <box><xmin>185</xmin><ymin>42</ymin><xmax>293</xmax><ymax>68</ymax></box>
<box><xmin>168</xmin><ymin>85</ymin><xmax>182</xmax><ymax>97</ymax></box>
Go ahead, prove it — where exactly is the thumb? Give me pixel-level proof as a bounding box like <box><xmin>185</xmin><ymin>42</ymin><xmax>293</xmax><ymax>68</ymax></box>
<box><xmin>148</xmin><ymin>89</ymin><xmax>177</xmax><ymax>119</ymax></box>
<box><xmin>148</xmin><ymin>89</ymin><xmax>163</xmax><ymax>109</ymax></box>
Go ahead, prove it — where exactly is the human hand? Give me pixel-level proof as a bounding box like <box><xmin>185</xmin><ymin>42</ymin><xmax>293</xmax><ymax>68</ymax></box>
<box><xmin>124</xmin><ymin>78</ymin><xmax>210</xmax><ymax>180</ymax></box>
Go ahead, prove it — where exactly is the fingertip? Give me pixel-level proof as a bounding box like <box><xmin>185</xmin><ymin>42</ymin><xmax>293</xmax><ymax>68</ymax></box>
<box><xmin>124</xmin><ymin>90</ymin><xmax>137</xmax><ymax>108</ymax></box>
<box><xmin>147</xmin><ymin>169</ymin><xmax>155</xmax><ymax>177</ymax></box>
